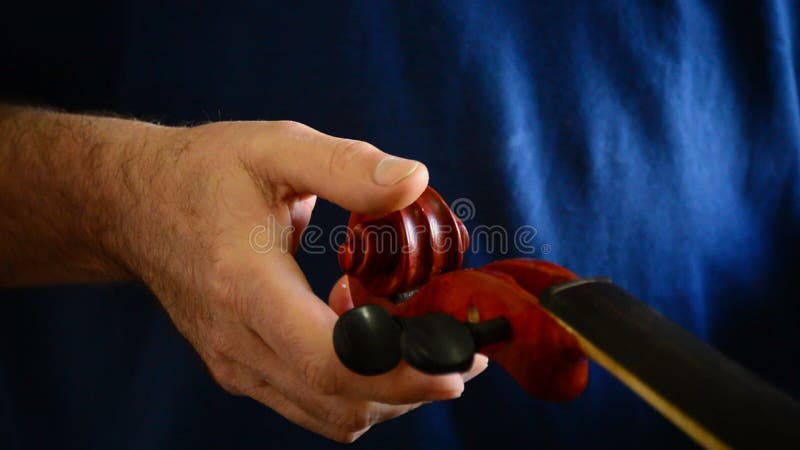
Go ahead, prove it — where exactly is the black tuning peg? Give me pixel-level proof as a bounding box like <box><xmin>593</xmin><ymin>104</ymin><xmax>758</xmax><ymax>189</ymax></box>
<box><xmin>400</xmin><ymin>313</ymin><xmax>476</xmax><ymax>373</ymax></box>
<box><xmin>333</xmin><ymin>304</ymin><xmax>403</xmax><ymax>375</ymax></box>
<box><xmin>401</xmin><ymin>314</ymin><xmax>512</xmax><ymax>374</ymax></box>
<box><xmin>334</xmin><ymin>304</ymin><xmax>512</xmax><ymax>376</ymax></box>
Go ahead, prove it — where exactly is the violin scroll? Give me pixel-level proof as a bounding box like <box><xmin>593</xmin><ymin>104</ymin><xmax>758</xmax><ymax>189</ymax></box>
<box><xmin>338</xmin><ymin>187</ymin><xmax>469</xmax><ymax>298</ymax></box>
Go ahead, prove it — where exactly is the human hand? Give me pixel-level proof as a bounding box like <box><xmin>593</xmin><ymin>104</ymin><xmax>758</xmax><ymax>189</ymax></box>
<box><xmin>113</xmin><ymin>120</ymin><xmax>488</xmax><ymax>442</ymax></box>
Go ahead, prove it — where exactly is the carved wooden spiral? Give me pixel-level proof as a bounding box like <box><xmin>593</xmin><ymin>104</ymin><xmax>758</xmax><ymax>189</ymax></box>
<box><xmin>338</xmin><ymin>187</ymin><xmax>470</xmax><ymax>298</ymax></box>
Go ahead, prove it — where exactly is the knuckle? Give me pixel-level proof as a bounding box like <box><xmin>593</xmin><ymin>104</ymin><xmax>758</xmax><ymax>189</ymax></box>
<box><xmin>206</xmin><ymin>331</ymin><xmax>236</xmax><ymax>356</ymax></box>
<box><xmin>328</xmin><ymin>139</ymin><xmax>375</xmax><ymax>175</ymax></box>
<box><xmin>331</xmin><ymin>405</ymin><xmax>373</xmax><ymax>432</ymax></box>
<box><xmin>205</xmin><ymin>259</ymin><xmax>251</xmax><ymax>321</ymax></box>
<box><xmin>207</xmin><ymin>362</ymin><xmax>242</xmax><ymax>395</ymax></box>
<box><xmin>206</xmin><ymin>260</ymin><xmax>238</xmax><ymax>304</ymax></box>
<box><xmin>253</xmin><ymin>386</ymin><xmax>281</xmax><ymax>407</ymax></box>
<box><xmin>300</xmin><ymin>357</ymin><xmax>338</xmax><ymax>395</ymax></box>
<box><xmin>274</xmin><ymin>120</ymin><xmax>311</xmax><ymax>135</ymax></box>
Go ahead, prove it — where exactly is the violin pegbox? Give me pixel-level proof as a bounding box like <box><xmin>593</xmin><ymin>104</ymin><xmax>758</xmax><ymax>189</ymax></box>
<box><xmin>338</xmin><ymin>187</ymin><xmax>470</xmax><ymax>299</ymax></box>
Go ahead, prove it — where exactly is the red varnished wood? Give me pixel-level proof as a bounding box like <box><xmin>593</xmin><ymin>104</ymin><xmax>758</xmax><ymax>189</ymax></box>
<box><xmin>347</xmin><ymin>263</ymin><xmax>588</xmax><ymax>401</ymax></box>
<box><xmin>338</xmin><ymin>187</ymin><xmax>469</xmax><ymax>297</ymax></box>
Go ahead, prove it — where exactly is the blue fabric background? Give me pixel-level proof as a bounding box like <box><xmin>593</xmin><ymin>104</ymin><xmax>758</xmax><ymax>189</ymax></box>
<box><xmin>1</xmin><ymin>1</ymin><xmax>798</xmax><ymax>449</ymax></box>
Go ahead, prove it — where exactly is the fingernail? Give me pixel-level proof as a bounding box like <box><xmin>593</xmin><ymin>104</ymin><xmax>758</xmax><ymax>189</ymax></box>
<box><xmin>373</xmin><ymin>157</ymin><xmax>419</xmax><ymax>186</ymax></box>
<box><xmin>462</xmin><ymin>356</ymin><xmax>489</xmax><ymax>383</ymax></box>
<box><xmin>435</xmin><ymin>386</ymin><xmax>464</xmax><ymax>400</ymax></box>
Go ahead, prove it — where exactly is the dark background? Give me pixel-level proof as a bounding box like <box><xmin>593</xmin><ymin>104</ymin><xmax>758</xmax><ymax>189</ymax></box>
<box><xmin>1</xmin><ymin>1</ymin><xmax>798</xmax><ymax>449</ymax></box>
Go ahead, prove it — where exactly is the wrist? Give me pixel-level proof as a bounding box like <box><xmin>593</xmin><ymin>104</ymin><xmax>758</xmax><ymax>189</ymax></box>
<box><xmin>81</xmin><ymin>114</ymin><xmax>181</xmax><ymax>284</ymax></box>
<box><xmin>0</xmin><ymin>106</ymin><xmax>176</xmax><ymax>285</ymax></box>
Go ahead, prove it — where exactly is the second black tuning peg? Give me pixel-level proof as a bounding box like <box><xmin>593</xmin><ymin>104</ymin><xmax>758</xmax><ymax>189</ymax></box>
<box><xmin>401</xmin><ymin>314</ymin><xmax>512</xmax><ymax>374</ymax></box>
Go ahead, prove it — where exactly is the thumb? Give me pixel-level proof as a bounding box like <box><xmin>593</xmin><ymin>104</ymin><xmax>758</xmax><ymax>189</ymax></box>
<box><xmin>258</xmin><ymin>121</ymin><xmax>429</xmax><ymax>214</ymax></box>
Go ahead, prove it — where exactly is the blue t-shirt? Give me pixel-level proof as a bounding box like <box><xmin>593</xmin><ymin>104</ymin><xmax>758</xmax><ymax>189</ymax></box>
<box><xmin>1</xmin><ymin>1</ymin><xmax>798</xmax><ymax>449</ymax></box>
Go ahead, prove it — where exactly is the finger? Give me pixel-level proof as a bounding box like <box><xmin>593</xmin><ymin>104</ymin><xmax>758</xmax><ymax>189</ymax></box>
<box><xmin>223</xmin><ymin>324</ymin><xmax>423</xmax><ymax>428</ymax></box>
<box><xmin>463</xmin><ymin>354</ymin><xmax>489</xmax><ymax>383</ymax></box>
<box><xmin>288</xmin><ymin>194</ymin><xmax>317</xmax><ymax>254</ymax></box>
<box><xmin>290</xmin><ymin>194</ymin><xmax>316</xmax><ymax>233</ymax></box>
<box><xmin>328</xmin><ymin>274</ymin><xmax>404</xmax><ymax>311</ymax></box>
<box><xmin>246</xmin><ymin>380</ymin><xmax>371</xmax><ymax>443</ymax></box>
<box><xmin>247</xmin><ymin>251</ymin><xmax>466</xmax><ymax>404</ymax></box>
<box><xmin>327</xmin><ymin>275</ymin><xmax>354</xmax><ymax>316</ymax></box>
<box><xmin>249</xmin><ymin>121</ymin><xmax>429</xmax><ymax>214</ymax></box>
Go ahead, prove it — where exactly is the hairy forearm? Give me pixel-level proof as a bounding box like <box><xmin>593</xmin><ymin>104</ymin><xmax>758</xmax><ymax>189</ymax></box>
<box><xmin>0</xmin><ymin>105</ymin><xmax>163</xmax><ymax>286</ymax></box>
